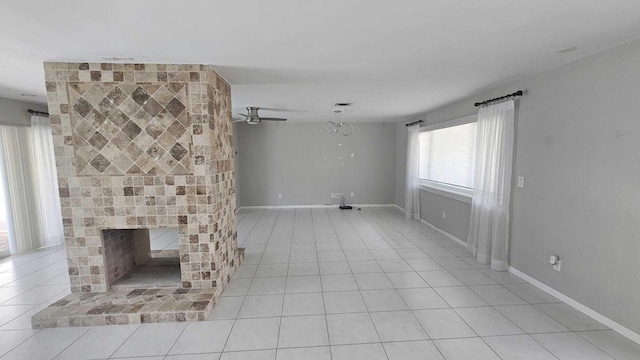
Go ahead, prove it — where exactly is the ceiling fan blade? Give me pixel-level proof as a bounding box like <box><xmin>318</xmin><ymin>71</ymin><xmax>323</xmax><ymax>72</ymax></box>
<box><xmin>260</xmin><ymin>117</ymin><xmax>287</xmax><ymax>121</ymax></box>
<box><xmin>232</xmin><ymin>119</ymin><xmax>247</xmax><ymax>123</ymax></box>
<box><xmin>237</xmin><ymin>113</ymin><xmax>248</xmax><ymax>118</ymax></box>
<box><xmin>258</xmin><ymin>107</ymin><xmax>302</xmax><ymax>113</ymax></box>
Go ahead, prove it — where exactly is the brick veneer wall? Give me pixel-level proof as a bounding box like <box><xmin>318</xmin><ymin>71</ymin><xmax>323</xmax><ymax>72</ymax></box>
<box><xmin>102</xmin><ymin>229</ymin><xmax>151</xmax><ymax>286</ymax></box>
<box><xmin>44</xmin><ymin>62</ymin><xmax>239</xmax><ymax>293</ymax></box>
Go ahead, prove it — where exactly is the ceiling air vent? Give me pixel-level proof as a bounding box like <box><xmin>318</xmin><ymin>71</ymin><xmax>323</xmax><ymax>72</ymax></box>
<box><xmin>100</xmin><ymin>56</ymin><xmax>135</xmax><ymax>61</ymax></box>
<box><xmin>334</xmin><ymin>102</ymin><xmax>353</xmax><ymax>107</ymax></box>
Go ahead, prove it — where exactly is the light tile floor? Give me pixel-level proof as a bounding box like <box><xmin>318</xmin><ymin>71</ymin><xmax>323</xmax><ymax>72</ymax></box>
<box><xmin>0</xmin><ymin>207</ymin><xmax>639</xmax><ymax>359</ymax></box>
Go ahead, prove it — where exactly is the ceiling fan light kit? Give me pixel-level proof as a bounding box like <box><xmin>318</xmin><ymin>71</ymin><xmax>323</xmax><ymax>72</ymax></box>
<box><xmin>326</xmin><ymin>108</ymin><xmax>353</xmax><ymax>136</ymax></box>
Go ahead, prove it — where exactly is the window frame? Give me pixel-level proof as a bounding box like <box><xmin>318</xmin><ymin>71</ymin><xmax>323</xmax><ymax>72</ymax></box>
<box><xmin>418</xmin><ymin>115</ymin><xmax>477</xmax><ymax>204</ymax></box>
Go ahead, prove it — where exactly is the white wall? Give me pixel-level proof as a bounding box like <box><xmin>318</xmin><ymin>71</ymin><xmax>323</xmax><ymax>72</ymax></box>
<box><xmin>235</xmin><ymin>122</ymin><xmax>396</xmax><ymax>206</ymax></box>
<box><xmin>400</xmin><ymin>39</ymin><xmax>640</xmax><ymax>334</ymax></box>
<box><xmin>0</xmin><ymin>97</ymin><xmax>48</xmax><ymax>126</ymax></box>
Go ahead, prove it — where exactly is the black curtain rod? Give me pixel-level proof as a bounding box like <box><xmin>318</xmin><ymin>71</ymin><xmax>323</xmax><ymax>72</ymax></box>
<box><xmin>28</xmin><ymin>109</ymin><xmax>49</xmax><ymax>116</ymax></box>
<box><xmin>405</xmin><ymin>120</ymin><xmax>424</xmax><ymax>127</ymax></box>
<box><xmin>474</xmin><ymin>90</ymin><xmax>523</xmax><ymax>107</ymax></box>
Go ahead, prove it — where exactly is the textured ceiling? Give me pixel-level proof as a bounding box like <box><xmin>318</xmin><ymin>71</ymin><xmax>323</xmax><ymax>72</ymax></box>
<box><xmin>1</xmin><ymin>0</ymin><xmax>640</xmax><ymax>122</ymax></box>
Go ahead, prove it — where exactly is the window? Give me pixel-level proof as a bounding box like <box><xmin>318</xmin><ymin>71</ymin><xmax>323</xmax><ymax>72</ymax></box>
<box><xmin>419</xmin><ymin>117</ymin><xmax>477</xmax><ymax>193</ymax></box>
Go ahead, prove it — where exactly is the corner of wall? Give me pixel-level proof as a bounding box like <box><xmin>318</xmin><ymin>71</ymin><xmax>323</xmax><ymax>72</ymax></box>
<box><xmin>394</xmin><ymin>121</ymin><xmax>407</xmax><ymax>209</ymax></box>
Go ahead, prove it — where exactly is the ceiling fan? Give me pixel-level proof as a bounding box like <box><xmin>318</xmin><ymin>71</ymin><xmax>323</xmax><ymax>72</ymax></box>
<box><xmin>233</xmin><ymin>107</ymin><xmax>287</xmax><ymax>125</ymax></box>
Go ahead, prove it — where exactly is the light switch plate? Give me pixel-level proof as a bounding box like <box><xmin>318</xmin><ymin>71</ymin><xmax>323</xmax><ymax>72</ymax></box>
<box><xmin>517</xmin><ymin>176</ymin><xmax>525</xmax><ymax>188</ymax></box>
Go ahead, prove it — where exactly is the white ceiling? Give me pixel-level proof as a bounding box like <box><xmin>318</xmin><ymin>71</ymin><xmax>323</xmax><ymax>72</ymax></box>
<box><xmin>1</xmin><ymin>0</ymin><xmax>640</xmax><ymax>122</ymax></box>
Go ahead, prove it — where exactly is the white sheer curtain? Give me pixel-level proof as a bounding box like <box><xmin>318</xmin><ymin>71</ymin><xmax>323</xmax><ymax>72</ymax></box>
<box><xmin>467</xmin><ymin>100</ymin><xmax>515</xmax><ymax>271</ymax></box>
<box><xmin>0</xmin><ymin>125</ymin><xmax>43</xmax><ymax>253</ymax></box>
<box><xmin>404</xmin><ymin>124</ymin><xmax>420</xmax><ymax>220</ymax></box>
<box><xmin>31</xmin><ymin>115</ymin><xmax>64</xmax><ymax>247</ymax></box>
<box><xmin>0</xmin><ymin>115</ymin><xmax>63</xmax><ymax>254</ymax></box>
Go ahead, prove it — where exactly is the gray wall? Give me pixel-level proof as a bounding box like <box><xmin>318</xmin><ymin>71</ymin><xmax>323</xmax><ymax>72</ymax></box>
<box><xmin>394</xmin><ymin>122</ymin><xmax>406</xmax><ymax>209</ymax></box>
<box><xmin>236</xmin><ymin>122</ymin><xmax>396</xmax><ymax>206</ymax></box>
<box><xmin>402</xmin><ymin>39</ymin><xmax>640</xmax><ymax>333</ymax></box>
<box><xmin>420</xmin><ymin>191</ymin><xmax>471</xmax><ymax>242</ymax></box>
<box><xmin>0</xmin><ymin>97</ymin><xmax>48</xmax><ymax>126</ymax></box>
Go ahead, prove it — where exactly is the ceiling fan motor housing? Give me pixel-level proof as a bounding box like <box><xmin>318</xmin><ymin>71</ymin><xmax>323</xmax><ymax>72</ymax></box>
<box><xmin>237</xmin><ymin>107</ymin><xmax>287</xmax><ymax>124</ymax></box>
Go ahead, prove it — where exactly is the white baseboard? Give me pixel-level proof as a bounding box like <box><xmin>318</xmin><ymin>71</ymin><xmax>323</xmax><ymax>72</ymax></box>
<box><xmin>238</xmin><ymin>204</ymin><xmax>397</xmax><ymax>210</ymax></box>
<box><xmin>240</xmin><ymin>205</ymin><xmax>333</xmax><ymax>209</ymax></box>
<box><xmin>351</xmin><ymin>204</ymin><xmax>398</xmax><ymax>208</ymax></box>
<box><xmin>393</xmin><ymin>204</ymin><xmax>404</xmax><ymax>212</ymax></box>
<box><xmin>418</xmin><ymin>218</ymin><xmax>467</xmax><ymax>247</ymax></box>
<box><xmin>509</xmin><ymin>266</ymin><xmax>640</xmax><ymax>345</ymax></box>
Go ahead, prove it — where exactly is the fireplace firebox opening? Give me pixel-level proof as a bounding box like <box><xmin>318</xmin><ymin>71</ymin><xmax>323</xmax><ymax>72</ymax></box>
<box><xmin>101</xmin><ymin>228</ymin><xmax>181</xmax><ymax>290</ymax></box>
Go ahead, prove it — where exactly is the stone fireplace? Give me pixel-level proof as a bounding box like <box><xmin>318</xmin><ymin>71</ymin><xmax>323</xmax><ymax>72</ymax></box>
<box><xmin>32</xmin><ymin>62</ymin><xmax>242</xmax><ymax>328</ymax></box>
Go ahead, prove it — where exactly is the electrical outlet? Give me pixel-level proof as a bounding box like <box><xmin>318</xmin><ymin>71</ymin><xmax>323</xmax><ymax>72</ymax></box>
<box><xmin>351</xmin><ymin>153</ymin><xmax>355</xmax><ymax>158</ymax></box>
<box><xmin>278</xmin><ymin>193</ymin><xmax>282</xmax><ymax>199</ymax></box>
<box><xmin>442</xmin><ymin>211</ymin><xmax>446</xmax><ymax>219</ymax></box>
<box><xmin>350</xmin><ymin>192</ymin><xmax>355</xmax><ymax>197</ymax></box>
<box><xmin>340</xmin><ymin>161</ymin><xmax>345</xmax><ymax>167</ymax></box>
<box><xmin>550</xmin><ymin>255</ymin><xmax>561</xmax><ymax>271</ymax></box>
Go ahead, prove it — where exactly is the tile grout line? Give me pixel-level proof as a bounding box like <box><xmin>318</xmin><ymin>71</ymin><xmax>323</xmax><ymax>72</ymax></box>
<box><xmin>48</xmin><ymin>325</ymin><xmax>93</xmax><ymax>360</ymax></box>
<box><xmin>373</xmin><ymin>207</ymin><xmax>522</xmax><ymax>360</ymax></box>
<box><xmin>0</xmin><ymin>248</ymin><xmax>65</xmax><ymax>274</ymax></box>
<box><xmin>354</xmin><ymin>207</ymin><xmax>449</xmax><ymax>360</ymax></box>
<box><xmin>273</xmin><ymin>208</ymin><xmax>292</xmax><ymax>359</ymax></box>
<box><xmin>374</xmin><ymin>207</ymin><xmax>519</xmax><ymax>359</ymax></box>
<box><xmin>339</xmin><ymin>208</ymin><xmax>393</xmax><ymax>360</ymax></box>
<box><xmin>222</xmin><ymin>208</ymin><xmax>273</xmax><ymax>354</ymax></box>
<box><xmin>0</xmin><ymin>328</ymin><xmax>42</xmax><ymax>358</ymax></box>
<box><xmin>145</xmin><ymin>206</ymin><xmax>634</xmax><ymax>359</ymax></box>
<box><xmin>313</xmin><ymin>208</ymin><xmax>333</xmax><ymax>360</ymax></box>
<box><xmin>573</xmin><ymin>330</ymin><xmax>621</xmax><ymax>360</ymax></box>
<box><xmin>256</xmin><ymin>208</ymin><xmax>283</xmax><ymax>351</ymax></box>
<box><xmin>2</xmin><ymin>259</ymin><xmax>70</xmax><ymax>290</ymax></box>
<box><xmin>382</xmin><ymin>210</ymin><xmax>523</xmax><ymax>360</ymax></box>
<box><xmin>164</xmin><ymin>322</ymin><xmax>191</xmax><ymax>357</ymax></box>
<box><xmin>0</xmin><ymin>207</ymin><xmax>629</xmax><ymax>359</ymax></box>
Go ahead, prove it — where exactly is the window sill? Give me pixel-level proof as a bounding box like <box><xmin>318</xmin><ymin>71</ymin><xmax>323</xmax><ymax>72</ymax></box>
<box><xmin>419</xmin><ymin>181</ymin><xmax>473</xmax><ymax>204</ymax></box>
